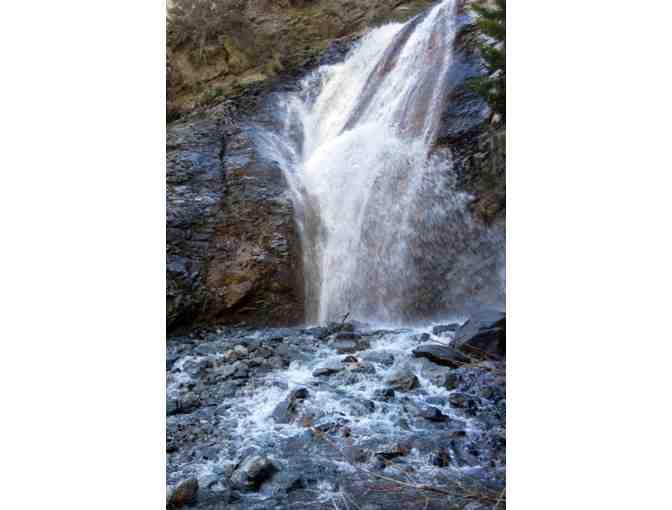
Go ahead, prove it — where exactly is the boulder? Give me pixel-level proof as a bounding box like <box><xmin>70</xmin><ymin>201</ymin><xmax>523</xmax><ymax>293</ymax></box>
<box><xmin>418</xmin><ymin>406</ymin><xmax>449</xmax><ymax>422</ymax></box>
<box><xmin>387</xmin><ymin>370</ymin><xmax>419</xmax><ymax>392</ymax></box>
<box><xmin>432</xmin><ymin>448</ymin><xmax>452</xmax><ymax>467</ymax></box>
<box><xmin>271</xmin><ymin>388</ymin><xmax>309</xmax><ymax>423</ymax></box>
<box><xmin>167</xmin><ymin>478</ymin><xmax>198</xmax><ymax>508</ymax></box>
<box><xmin>452</xmin><ymin>309</ymin><xmax>505</xmax><ymax>360</ymax></box>
<box><xmin>333</xmin><ymin>337</ymin><xmax>370</xmax><ymax>354</ymax></box>
<box><xmin>413</xmin><ymin>344</ymin><xmax>470</xmax><ymax>368</ymax></box>
<box><xmin>312</xmin><ymin>366</ymin><xmax>341</xmax><ymax>377</ymax></box>
<box><xmin>230</xmin><ymin>454</ymin><xmax>278</xmax><ymax>491</ymax></box>
<box><xmin>167</xmin><ymin>393</ymin><xmax>200</xmax><ymax>416</ymax></box>
<box><xmin>432</xmin><ymin>323</ymin><xmax>461</xmax><ymax>336</ymax></box>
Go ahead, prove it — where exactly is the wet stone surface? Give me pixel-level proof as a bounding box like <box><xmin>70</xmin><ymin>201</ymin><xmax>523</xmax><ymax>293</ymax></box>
<box><xmin>167</xmin><ymin>321</ymin><xmax>505</xmax><ymax>509</ymax></box>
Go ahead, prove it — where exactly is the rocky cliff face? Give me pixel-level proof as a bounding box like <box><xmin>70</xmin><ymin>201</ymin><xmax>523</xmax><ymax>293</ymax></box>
<box><xmin>167</xmin><ymin>0</ymin><xmax>505</xmax><ymax>331</ymax></box>
<box><xmin>167</xmin><ymin>96</ymin><xmax>304</xmax><ymax>332</ymax></box>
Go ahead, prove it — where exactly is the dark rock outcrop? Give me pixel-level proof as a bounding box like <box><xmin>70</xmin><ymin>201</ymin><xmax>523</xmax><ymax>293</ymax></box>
<box><xmin>452</xmin><ymin>309</ymin><xmax>506</xmax><ymax>360</ymax></box>
<box><xmin>413</xmin><ymin>344</ymin><xmax>471</xmax><ymax>368</ymax></box>
<box><xmin>432</xmin><ymin>323</ymin><xmax>461</xmax><ymax>336</ymax></box>
<box><xmin>167</xmin><ymin>101</ymin><xmax>304</xmax><ymax>332</ymax></box>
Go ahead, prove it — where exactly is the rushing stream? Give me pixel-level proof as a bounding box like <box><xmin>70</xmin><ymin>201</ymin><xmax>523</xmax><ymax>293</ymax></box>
<box><xmin>168</xmin><ymin>2</ymin><xmax>505</xmax><ymax>508</ymax></box>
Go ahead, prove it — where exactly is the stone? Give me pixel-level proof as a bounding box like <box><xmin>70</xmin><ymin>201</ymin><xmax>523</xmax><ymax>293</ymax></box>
<box><xmin>432</xmin><ymin>448</ymin><xmax>451</xmax><ymax>467</ymax></box>
<box><xmin>452</xmin><ymin>309</ymin><xmax>506</xmax><ymax>360</ymax></box>
<box><xmin>387</xmin><ymin>370</ymin><xmax>419</xmax><ymax>392</ymax></box>
<box><xmin>413</xmin><ymin>344</ymin><xmax>471</xmax><ymax>368</ymax></box>
<box><xmin>333</xmin><ymin>337</ymin><xmax>370</xmax><ymax>354</ymax></box>
<box><xmin>410</xmin><ymin>332</ymin><xmax>431</xmax><ymax>343</ymax></box>
<box><xmin>213</xmin><ymin>363</ymin><xmax>238</xmax><ymax>380</ymax></box>
<box><xmin>349</xmin><ymin>398</ymin><xmax>375</xmax><ymax>416</ymax></box>
<box><xmin>360</xmin><ymin>351</ymin><xmax>395</xmax><ymax>367</ymax></box>
<box><xmin>349</xmin><ymin>362</ymin><xmax>375</xmax><ymax>374</ymax></box>
<box><xmin>432</xmin><ymin>323</ymin><xmax>461</xmax><ymax>336</ymax></box>
<box><xmin>271</xmin><ymin>388</ymin><xmax>309</xmax><ymax>423</ymax></box>
<box><xmin>373</xmin><ymin>388</ymin><xmax>395</xmax><ymax>401</ymax></box>
<box><xmin>419</xmin><ymin>406</ymin><xmax>448</xmax><ymax>422</ymax></box>
<box><xmin>167</xmin><ymin>478</ymin><xmax>198</xmax><ymax>508</ymax></box>
<box><xmin>230</xmin><ymin>455</ymin><xmax>278</xmax><ymax>491</ymax></box>
<box><xmin>312</xmin><ymin>367</ymin><xmax>341</xmax><ymax>377</ymax></box>
<box><xmin>167</xmin><ymin>393</ymin><xmax>200</xmax><ymax>416</ymax></box>
<box><xmin>448</xmin><ymin>392</ymin><xmax>479</xmax><ymax>415</ymax></box>
<box><xmin>333</xmin><ymin>331</ymin><xmax>361</xmax><ymax>341</ymax></box>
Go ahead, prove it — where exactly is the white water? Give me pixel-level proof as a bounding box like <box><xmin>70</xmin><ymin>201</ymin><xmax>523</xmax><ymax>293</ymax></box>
<box><xmin>259</xmin><ymin>0</ymin><xmax>504</xmax><ymax>324</ymax></box>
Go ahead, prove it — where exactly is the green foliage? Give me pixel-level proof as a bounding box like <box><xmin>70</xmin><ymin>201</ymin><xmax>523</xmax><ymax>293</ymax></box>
<box><xmin>468</xmin><ymin>0</ymin><xmax>505</xmax><ymax>120</ymax></box>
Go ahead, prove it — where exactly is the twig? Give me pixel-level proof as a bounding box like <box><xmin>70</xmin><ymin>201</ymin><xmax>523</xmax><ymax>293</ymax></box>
<box><xmin>492</xmin><ymin>488</ymin><xmax>505</xmax><ymax>509</ymax></box>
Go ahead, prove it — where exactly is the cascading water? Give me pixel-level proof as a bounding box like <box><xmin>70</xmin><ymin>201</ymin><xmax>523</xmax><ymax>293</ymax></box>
<box><xmin>259</xmin><ymin>0</ymin><xmax>504</xmax><ymax>324</ymax></box>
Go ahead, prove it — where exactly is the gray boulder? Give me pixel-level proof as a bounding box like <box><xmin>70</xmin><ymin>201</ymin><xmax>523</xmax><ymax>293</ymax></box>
<box><xmin>230</xmin><ymin>455</ymin><xmax>278</xmax><ymax>491</ymax></box>
<box><xmin>271</xmin><ymin>388</ymin><xmax>309</xmax><ymax>424</ymax></box>
<box><xmin>452</xmin><ymin>309</ymin><xmax>505</xmax><ymax>360</ymax></box>
<box><xmin>413</xmin><ymin>344</ymin><xmax>470</xmax><ymax>368</ymax></box>
<box><xmin>167</xmin><ymin>478</ymin><xmax>198</xmax><ymax>508</ymax></box>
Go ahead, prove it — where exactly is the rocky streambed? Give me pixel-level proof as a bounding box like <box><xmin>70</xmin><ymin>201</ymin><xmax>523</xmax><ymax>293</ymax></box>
<box><xmin>167</xmin><ymin>311</ymin><xmax>505</xmax><ymax>509</ymax></box>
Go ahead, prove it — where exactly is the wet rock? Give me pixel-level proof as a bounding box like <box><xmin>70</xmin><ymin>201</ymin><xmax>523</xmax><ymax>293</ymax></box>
<box><xmin>213</xmin><ymin>363</ymin><xmax>238</xmax><ymax>380</ymax></box>
<box><xmin>334</xmin><ymin>331</ymin><xmax>361</xmax><ymax>341</ymax></box>
<box><xmin>349</xmin><ymin>398</ymin><xmax>375</xmax><ymax>416</ymax></box>
<box><xmin>432</xmin><ymin>323</ymin><xmax>461</xmax><ymax>336</ymax></box>
<box><xmin>432</xmin><ymin>448</ymin><xmax>452</xmax><ymax>467</ymax></box>
<box><xmin>271</xmin><ymin>388</ymin><xmax>309</xmax><ymax>423</ymax></box>
<box><xmin>375</xmin><ymin>443</ymin><xmax>409</xmax><ymax>461</ymax></box>
<box><xmin>410</xmin><ymin>332</ymin><xmax>431</xmax><ymax>343</ymax></box>
<box><xmin>360</xmin><ymin>351</ymin><xmax>395</xmax><ymax>367</ymax></box>
<box><xmin>312</xmin><ymin>366</ymin><xmax>341</xmax><ymax>377</ymax></box>
<box><xmin>167</xmin><ymin>399</ymin><xmax>179</xmax><ymax>416</ymax></box>
<box><xmin>373</xmin><ymin>388</ymin><xmax>396</xmax><ymax>401</ymax></box>
<box><xmin>167</xmin><ymin>393</ymin><xmax>200</xmax><ymax>416</ymax></box>
<box><xmin>444</xmin><ymin>372</ymin><xmax>461</xmax><ymax>390</ymax></box>
<box><xmin>452</xmin><ymin>309</ymin><xmax>505</xmax><ymax>360</ymax></box>
<box><xmin>448</xmin><ymin>392</ymin><xmax>479</xmax><ymax>416</ymax></box>
<box><xmin>350</xmin><ymin>362</ymin><xmax>376</xmax><ymax>374</ymax></box>
<box><xmin>326</xmin><ymin>321</ymin><xmax>355</xmax><ymax>333</ymax></box>
<box><xmin>344</xmin><ymin>446</ymin><xmax>370</xmax><ymax>464</ymax></box>
<box><xmin>413</xmin><ymin>344</ymin><xmax>471</xmax><ymax>368</ymax></box>
<box><xmin>313</xmin><ymin>415</ymin><xmax>349</xmax><ymax>433</ymax></box>
<box><xmin>387</xmin><ymin>371</ymin><xmax>419</xmax><ymax>392</ymax></box>
<box><xmin>167</xmin><ymin>478</ymin><xmax>198</xmax><ymax>508</ymax></box>
<box><xmin>230</xmin><ymin>454</ymin><xmax>278</xmax><ymax>491</ymax></box>
<box><xmin>419</xmin><ymin>406</ymin><xmax>448</xmax><ymax>422</ymax></box>
<box><xmin>266</xmin><ymin>356</ymin><xmax>287</xmax><ymax>369</ymax></box>
<box><xmin>231</xmin><ymin>362</ymin><xmax>249</xmax><ymax>379</ymax></box>
<box><xmin>333</xmin><ymin>337</ymin><xmax>370</xmax><ymax>354</ymax></box>
<box><xmin>166</xmin><ymin>110</ymin><xmax>304</xmax><ymax>332</ymax></box>
<box><xmin>183</xmin><ymin>357</ymin><xmax>210</xmax><ymax>376</ymax></box>
<box><xmin>304</xmin><ymin>326</ymin><xmax>330</xmax><ymax>339</ymax></box>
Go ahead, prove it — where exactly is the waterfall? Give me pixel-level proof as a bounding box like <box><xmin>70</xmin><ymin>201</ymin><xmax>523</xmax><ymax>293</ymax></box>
<box><xmin>258</xmin><ymin>0</ymin><xmax>504</xmax><ymax>324</ymax></box>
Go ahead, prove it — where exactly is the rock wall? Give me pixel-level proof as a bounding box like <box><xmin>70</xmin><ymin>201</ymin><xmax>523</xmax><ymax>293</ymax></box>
<box><xmin>167</xmin><ymin>97</ymin><xmax>303</xmax><ymax>332</ymax></box>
